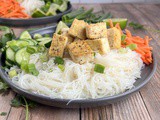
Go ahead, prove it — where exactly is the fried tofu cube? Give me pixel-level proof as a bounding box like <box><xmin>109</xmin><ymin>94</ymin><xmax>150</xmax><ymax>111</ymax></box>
<box><xmin>68</xmin><ymin>41</ymin><xmax>94</xmax><ymax>64</ymax></box>
<box><xmin>107</xmin><ymin>27</ymin><xmax>121</xmax><ymax>49</ymax></box>
<box><xmin>49</xmin><ymin>34</ymin><xmax>68</xmax><ymax>57</ymax></box>
<box><xmin>86</xmin><ymin>38</ymin><xmax>110</xmax><ymax>54</ymax></box>
<box><xmin>68</xmin><ymin>19</ymin><xmax>88</xmax><ymax>39</ymax></box>
<box><xmin>86</xmin><ymin>22</ymin><xmax>107</xmax><ymax>39</ymax></box>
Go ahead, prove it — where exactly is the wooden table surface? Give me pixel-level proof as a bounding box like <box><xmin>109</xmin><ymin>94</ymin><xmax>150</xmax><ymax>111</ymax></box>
<box><xmin>0</xmin><ymin>3</ymin><xmax>160</xmax><ymax>120</ymax></box>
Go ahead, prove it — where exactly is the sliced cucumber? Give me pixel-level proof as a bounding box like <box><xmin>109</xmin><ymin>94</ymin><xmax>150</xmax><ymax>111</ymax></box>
<box><xmin>5</xmin><ymin>60</ymin><xmax>12</xmax><ymax>67</ymax></box>
<box><xmin>7</xmin><ymin>40</ymin><xmax>29</xmax><ymax>48</ymax></box>
<box><xmin>33</xmin><ymin>34</ymin><xmax>43</xmax><ymax>39</ymax></box>
<box><xmin>15</xmin><ymin>48</ymin><xmax>31</xmax><ymax>65</ymax></box>
<box><xmin>36</xmin><ymin>37</ymin><xmax>52</xmax><ymax>42</ymax></box>
<box><xmin>38</xmin><ymin>38</ymin><xmax>52</xmax><ymax>48</ymax></box>
<box><xmin>20</xmin><ymin>31</ymin><xmax>32</xmax><ymax>39</ymax></box>
<box><xmin>6</xmin><ymin>48</ymin><xmax>15</xmax><ymax>63</ymax></box>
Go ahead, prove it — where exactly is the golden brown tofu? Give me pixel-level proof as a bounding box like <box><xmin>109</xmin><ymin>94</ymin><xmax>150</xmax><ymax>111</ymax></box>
<box><xmin>68</xmin><ymin>19</ymin><xmax>88</xmax><ymax>39</ymax></box>
<box><xmin>86</xmin><ymin>22</ymin><xmax>107</xmax><ymax>39</ymax></box>
<box><xmin>86</xmin><ymin>38</ymin><xmax>110</xmax><ymax>54</ymax></box>
<box><xmin>107</xmin><ymin>27</ymin><xmax>121</xmax><ymax>49</ymax></box>
<box><xmin>68</xmin><ymin>40</ymin><xmax>94</xmax><ymax>64</ymax></box>
<box><xmin>49</xmin><ymin>34</ymin><xmax>68</xmax><ymax>57</ymax></box>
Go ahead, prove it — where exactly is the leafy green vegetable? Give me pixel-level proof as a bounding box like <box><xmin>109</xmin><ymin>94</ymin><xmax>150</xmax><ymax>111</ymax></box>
<box><xmin>127</xmin><ymin>44</ymin><xmax>137</xmax><ymax>50</ymax></box>
<box><xmin>0</xmin><ymin>78</ymin><xmax>9</xmax><ymax>93</ymax></box>
<box><xmin>94</xmin><ymin>64</ymin><xmax>105</xmax><ymax>74</ymax></box>
<box><xmin>37</xmin><ymin>45</ymin><xmax>46</xmax><ymax>52</ymax></box>
<box><xmin>54</xmin><ymin>57</ymin><xmax>64</xmax><ymax>65</ymax></box>
<box><xmin>11</xmin><ymin>95</ymin><xmax>37</xmax><ymax>120</ymax></box>
<box><xmin>62</xmin><ymin>7</ymin><xmax>112</xmax><ymax>24</ymax></box>
<box><xmin>0</xmin><ymin>26</ymin><xmax>15</xmax><ymax>48</ymax></box>
<box><xmin>129</xmin><ymin>22</ymin><xmax>144</xmax><ymax>30</ymax></box>
<box><xmin>28</xmin><ymin>64</ymin><xmax>39</xmax><ymax>76</ymax></box>
<box><xmin>0</xmin><ymin>112</ymin><xmax>7</xmax><ymax>116</ymax></box>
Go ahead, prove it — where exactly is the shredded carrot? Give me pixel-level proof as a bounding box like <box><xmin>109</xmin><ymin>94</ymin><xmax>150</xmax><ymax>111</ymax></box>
<box><xmin>0</xmin><ymin>0</ymin><xmax>30</xmax><ymax>19</ymax></box>
<box><xmin>122</xmin><ymin>30</ymin><xmax>153</xmax><ymax>65</ymax></box>
<box><xmin>115</xmin><ymin>23</ymin><xmax>123</xmax><ymax>34</ymax></box>
<box><xmin>109</xmin><ymin>19</ymin><xmax>114</xmax><ymax>28</ymax></box>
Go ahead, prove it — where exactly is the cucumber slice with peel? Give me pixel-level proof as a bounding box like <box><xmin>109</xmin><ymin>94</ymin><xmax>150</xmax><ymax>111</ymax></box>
<box><xmin>20</xmin><ymin>31</ymin><xmax>32</xmax><ymax>39</ymax></box>
<box><xmin>15</xmin><ymin>48</ymin><xmax>31</xmax><ymax>65</ymax></box>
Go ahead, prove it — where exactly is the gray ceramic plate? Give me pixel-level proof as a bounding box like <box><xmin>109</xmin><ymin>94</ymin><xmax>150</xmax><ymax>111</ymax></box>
<box><xmin>0</xmin><ymin>26</ymin><xmax>157</xmax><ymax>108</ymax></box>
<box><xmin>0</xmin><ymin>3</ymin><xmax>72</xmax><ymax>27</ymax></box>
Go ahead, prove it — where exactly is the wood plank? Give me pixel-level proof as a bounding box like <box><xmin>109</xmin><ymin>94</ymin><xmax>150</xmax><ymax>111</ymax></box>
<box><xmin>81</xmin><ymin>105</ymin><xmax>113</xmax><ymax>120</ymax></box>
<box><xmin>0</xmin><ymin>91</ymin><xmax>15</xmax><ymax>120</ymax></box>
<box><xmin>30</xmin><ymin>105</ymin><xmax>79</xmax><ymax>120</ymax></box>
<box><xmin>113</xmin><ymin>93</ymin><xmax>151</xmax><ymax>120</ymax></box>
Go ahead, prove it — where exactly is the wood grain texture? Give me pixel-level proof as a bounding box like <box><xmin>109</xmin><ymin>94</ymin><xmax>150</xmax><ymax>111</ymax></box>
<box><xmin>113</xmin><ymin>93</ymin><xmax>151</xmax><ymax>120</ymax></box>
<box><xmin>81</xmin><ymin>105</ymin><xmax>113</xmax><ymax>120</ymax></box>
<box><xmin>0</xmin><ymin>91</ymin><xmax>15</xmax><ymax>120</ymax></box>
<box><xmin>30</xmin><ymin>105</ymin><xmax>79</xmax><ymax>120</ymax></box>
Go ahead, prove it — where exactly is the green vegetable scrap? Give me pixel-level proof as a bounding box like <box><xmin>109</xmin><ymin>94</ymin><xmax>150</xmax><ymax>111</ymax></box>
<box><xmin>32</xmin><ymin>0</ymin><xmax>69</xmax><ymax>18</ymax></box>
<box><xmin>129</xmin><ymin>22</ymin><xmax>144</xmax><ymax>30</ymax></box>
<box><xmin>62</xmin><ymin>7</ymin><xmax>112</xmax><ymax>24</ymax></box>
<box><xmin>0</xmin><ymin>26</ymin><xmax>15</xmax><ymax>48</ymax></box>
<box><xmin>8</xmin><ymin>70</ymin><xmax>17</xmax><ymax>78</ymax></box>
<box><xmin>94</xmin><ymin>64</ymin><xmax>105</xmax><ymax>74</ymax></box>
<box><xmin>0</xmin><ymin>78</ymin><xmax>9</xmax><ymax>93</ymax></box>
<box><xmin>11</xmin><ymin>95</ymin><xmax>37</xmax><ymax>120</ymax></box>
<box><xmin>127</xmin><ymin>44</ymin><xmax>137</xmax><ymax>50</ymax></box>
<box><xmin>54</xmin><ymin>57</ymin><xmax>64</xmax><ymax>65</ymax></box>
<box><xmin>0</xmin><ymin>112</ymin><xmax>7</xmax><ymax>116</ymax></box>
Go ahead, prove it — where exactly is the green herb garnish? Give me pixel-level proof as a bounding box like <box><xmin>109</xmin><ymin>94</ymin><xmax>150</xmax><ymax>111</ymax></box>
<box><xmin>54</xmin><ymin>57</ymin><xmax>64</xmax><ymax>65</ymax></box>
<box><xmin>94</xmin><ymin>64</ymin><xmax>105</xmax><ymax>74</ymax></box>
<box><xmin>11</xmin><ymin>95</ymin><xmax>37</xmax><ymax>120</ymax></box>
<box><xmin>0</xmin><ymin>112</ymin><xmax>7</xmax><ymax>116</ymax></box>
<box><xmin>0</xmin><ymin>26</ymin><xmax>15</xmax><ymax>48</ymax></box>
<box><xmin>129</xmin><ymin>22</ymin><xmax>144</xmax><ymax>30</ymax></box>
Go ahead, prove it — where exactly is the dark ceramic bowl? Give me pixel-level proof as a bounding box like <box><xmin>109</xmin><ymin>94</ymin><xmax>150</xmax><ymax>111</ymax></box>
<box><xmin>0</xmin><ymin>3</ymin><xmax>72</xmax><ymax>27</ymax></box>
<box><xmin>0</xmin><ymin>26</ymin><xmax>157</xmax><ymax>108</ymax></box>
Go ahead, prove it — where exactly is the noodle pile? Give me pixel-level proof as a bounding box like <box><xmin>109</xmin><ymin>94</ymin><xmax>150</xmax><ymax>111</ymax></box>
<box><xmin>9</xmin><ymin>49</ymin><xmax>143</xmax><ymax>99</ymax></box>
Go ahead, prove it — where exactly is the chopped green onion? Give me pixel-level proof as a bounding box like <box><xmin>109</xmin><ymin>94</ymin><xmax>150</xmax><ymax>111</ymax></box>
<box><xmin>58</xmin><ymin>64</ymin><xmax>65</xmax><ymax>71</ymax></box>
<box><xmin>94</xmin><ymin>52</ymin><xmax>96</xmax><ymax>57</ymax></box>
<box><xmin>94</xmin><ymin>64</ymin><xmax>105</xmax><ymax>74</ymax></box>
<box><xmin>40</xmin><ymin>54</ymin><xmax>48</xmax><ymax>62</ymax></box>
<box><xmin>20</xmin><ymin>60</ymin><xmax>29</xmax><ymax>73</ymax></box>
<box><xmin>26</xmin><ymin>46</ymin><xmax>36</xmax><ymax>54</ymax></box>
<box><xmin>127</xmin><ymin>44</ymin><xmax>137</xmax><ymax>50</ymax></box>
<box><xmin>44</xmin><ymin>34</ymin><xmax>50</xmax><ymax>37</ymax></box>
<box><xmin>118</xmin><ymin>48</ymin><xmax>127</xmax><ymax>54</ymax></box>
<box><xmin>8</xmin><ymin>70</ymin><xmax>17</xmax><ymax>78</ymax></box>
<box><xmin>28</xmin><ymin>64</ymin><xmax>39</xmax><ymax>76</ymax></box>
<box><xmin>33</xmin><ymin>34</ymin><xmax>43</xmax><ymax>39</ymax></box>
<box><xmin>37</xmin><ymin>45</ymin><xmax>46</xmax><ymax>52</ymax></box>
<box><xmin>54</xmin><ymin>57</ymin><xmax>64</xmax><ymax>65</ymax></box>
